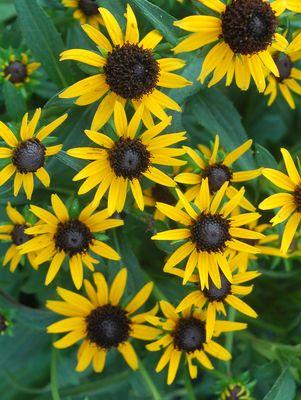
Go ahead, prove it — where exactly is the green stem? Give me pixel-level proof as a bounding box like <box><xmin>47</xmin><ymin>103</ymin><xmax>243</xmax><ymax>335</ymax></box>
<box><xmin>138</xmin><ymin>357</ymin><xmax>163</xmax><ymax>400</ymax></box>
<box><xmin>50</xmin><ymin>346</ymin><xmax>61</xmax><ymax>400</ymax></box>
<box><xmin>184</xmin><ymin>368</ymin><xmax>196</xmax><ymax>400</ymax></box>
<box><xmin>225</xmin><ymin>307</ymin><xmax>236</xmax><ymax>376</ymax></box>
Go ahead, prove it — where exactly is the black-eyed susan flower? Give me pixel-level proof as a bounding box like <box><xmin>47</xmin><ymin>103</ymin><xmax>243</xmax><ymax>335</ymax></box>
<box><xmin>62</xmin><ymin>0</ymin><xmax>103</xmax><ymax>28</ymax></box>
<box><xmin>0</xmin><ymin>108</ymin><xmax>67</xmax><ymax>200</ymax></box>
<box><xmin>0</xmin><ymin>50</ymin><xmax>40</xmax><ymax>88</ymax></box>
<box><xmin>173</xmin><ymin>0</ymin><xmax>291</xmax><ymax>93</ymax></box>
<box><xmin>18</xmin><ymin>194</ymin><xmax>123</xmax><ymax>289</ymax></box>
<box><xmin>47</xmin><ymin>268</ymin><xmax>160</xmax><ymax>373</ymax></box>
<box><xmin>264</xmin><ymin>35</ymin><xmax>301</xmax><ymax>109</ymax></box>
<box><xmin>175</xmin><ymin>135</ymin><xmax>261</xmax><ymax>211</ymax></box>
<box><xmin>0</xmin><ymin>203</ymin><xmax>37</xmax><ymax>272</ymax></box>
<box><xmin>152</xmin><ymin>179</ymin><xmax>263</xmax><ymax>288</ymax></box>
<box><xmin>143</xmin><ymin>184</ymin><xmax>177</xmax><ymax>221</ymax></box>
<box><xmin>146</xmin><ymin>300</ymin><xmax>246</xmax><ymax>385</ymax></box>
<box><xmin>259</xmin><ymin>148</ymin><xmax>301</xmax><ymax>254</ymax></box>
<box><xmin>220</xmin><ymin>382</ymin><xmax>252</xmax><ymax>400</ymax></box>
<box><xmin>59</xmin><ymin>4</ymin><xmax>191</xmax><ymax>131</ymax></box>
<box><xmin>173</xmin><ymin>266</ymin><xmax>259</xmax><ymax>341</ymax></box>
<box><xmin>68</xmin><ymin>102</ymin><xmax>186</xmax><ymax>215</ymax></box>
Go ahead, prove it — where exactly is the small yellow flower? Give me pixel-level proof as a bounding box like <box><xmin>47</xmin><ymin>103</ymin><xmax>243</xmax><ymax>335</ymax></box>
<box><xmin>259</xmin><ymin>148</ymin><xmax>301</xmax><ymax>254</ymax></box>
<box><xmin>18</xmin><ymin>194</ymin><xmax>123</xmax><ymax>289</ymax></box>
<box><xmin>0</xmin><ymin>203</ymin><xmax>37</xmax><ymax>272</ymax></box>
<box><xmin>0</xmin><ymin>52</ymin><xmax>40</xmax><ymax>87</ymax></box>
<box><xmin>59</xmin><ymin>4</ymin><xmax>191</xmax><ymax>131</ymax></box>
<box><xmin>0</xmin><ymin>108</ymin><xmax>67</xmax><ymax>199</ymax></box>
<box><xmin>47</xmin><ymin>268</ymin><xmax>160</xmax><ymax>373</ymax></box>
<box><xmin>146</xmin><ymin>300</ymin><xmax>246</xmax><ymax>385</ymax></box>
<box><xmin>62</xmin><ymin>0</ymin><xmax>103</xmax><ymax>28</ymax></box>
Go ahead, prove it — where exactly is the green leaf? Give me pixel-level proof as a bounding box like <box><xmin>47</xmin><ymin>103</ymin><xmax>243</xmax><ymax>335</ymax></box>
<box><xmin>14</xmin><ymin>0</ymin><xmax>71</xmax><ymax>88</ymax></box>
<box><xmin>263</xmin><ymin>368</ymin><xmax>296</xmax><ymax>400</ymax></box>
<box><xmin>254</xmin><ymin>144</ymin><xmax>278</xmax><ymax>169</ymax></box>
<box><xmin>127</xmin><ymin>0</ymin><xmax>179</xmax><ymax>45</ymax></box>
<box><xmin>0</xmin><ymin>2</ymin><xmax>16</xmax><ymax>22</ymax></box>
<box><xmin>3</xmin><ymin>81</ymin><xmax>26</xmax><ymax>121</ymax></box>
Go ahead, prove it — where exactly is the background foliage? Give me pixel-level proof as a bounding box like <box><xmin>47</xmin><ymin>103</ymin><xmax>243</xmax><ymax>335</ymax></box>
<box><xmin>0</xmin><ymin>0</ymin><xmax>301</xmax><ymax>398</ymax></box>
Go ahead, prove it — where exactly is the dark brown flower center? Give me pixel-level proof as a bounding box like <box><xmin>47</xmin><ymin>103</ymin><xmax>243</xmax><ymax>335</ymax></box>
<box><xmin>221</xmin><ymin>0</ymin><xmax>277</xmax><ymax>55</ymax></box>
<box><xmin>173</xmin><ymin>317</ymin><xmax>206</xmax><ymax>353</ymax></box>
<box><xmin>273</xmin><ymin>53</ymin><xmax>293</xmax><ymax>82</ymax></box>
<box><xmin>78</xmin><ymin>0</ymin><xmax>98</xmax><ymax>16</ymax></box>
<box><xmin>86</xmin><ymin>304</ymin><xmax>131</xmax><ymax>349</ymax></box>
<box><xmin>54</xmin><ymin>220</ymin><xmax>93</xmax><ymax>257</ymax></box>
<box><xmin>151</xmin><ymin>184</ymin><xmax>176</xmax><ymax>205</ymax></box>
<box><xmin>104</xmin><ymin>43</ymin><xmax>160</xmax><ymax>99</ymax></box>
<box><xmin>12</xmin><ymin>139</ymin><xmax>46</xmax><ymax>173</ymax></box>
<box><xmin>0</xmin><ymin>314</ymin><xmax>7</xmax><ymax>334</ymax></box>
<box><xmin>109</xmin><ymin>137</ymin><xmax>151</xmax><ymax>179</ymax></box>
<box><xmin>202</xmin><ymin>164</ymin><xmax>233</xmax><ymax>193</ymax></box>
<box><xmin>203</xmin><ymin>271</ymin><xmax>231</xmax><ymax>302</ymax></box>
<box><xmin>294</xmin><ymin>185</ymin><xmax>301</xmax><ymax>212</ymax></box>
<box><xmin>11</xmin><ymin>224</ymin><xmax>32</xmax><ymax>246</ymax></box>
<box><xmin>4</xmin><ymin>61</ymin><xmax>28</xmax><ymax>84</ymax></box>
<box><xmin>191</xmin><ymin>213</ymin><xmax>231</xmax><ymax>253</ymax></box>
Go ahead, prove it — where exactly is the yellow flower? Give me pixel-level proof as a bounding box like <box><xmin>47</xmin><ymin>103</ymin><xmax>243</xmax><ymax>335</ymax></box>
<box><xmin>172</xmin><ymin>266</ymin><xmax>259</xmax><ymax>341</ymax></box>
<box><xmin>0</xmin><ymin>108</ymin><xmax>67</xmax><ymax>199</ymax></box>
<box><xmin>68</xmin><ymin>102</ymin><xmax>186</xmax><ymax>215</ymax></box>
<box><xmin>259</xmin><ymin>148</ymin><xmax>301</xmax><ymax>254</ymax></box>
<box><xmin>0</xmin><ymin>203</ymin><xmax>37</xmax><ymax>272</ymax></box>
<box><xmin>18</xmin><ymin>194</ymin><xmax>123</xmax><ymax>289</ymax></box>
<box><xmin>143</xmin><ymin>184</ymin><xmax>177</xmax><ymax>221</ymax></box>
<box><xmin>152</xmin><ymin>179</ymin><xmax>263</xmax><ymax>287</ymax></box>
<box><xmin>264</xmin><ymin>34</ymin><xmax>301</xmax><ymax>109</ymax></box>
<box><xmin>175</xmin><ymin>135</ymin><xmax>261</xmax><ymax>211</ymax></box>
<box><xmin>59</xmin><ymin>4</ymin><xmax>191</xmax><ymax>131</ymax></box>
<box><xmin>173</xmin><ymin>0</ymin><xmax>289</xmax><ymax>93</ymax></box>
<box><xmin>0</xmin><ymin>52</ymin><xmax>40</xmax><ymax>87</ymax></box>
<box><xmin>62</xmin><ymin>0</ymin><xmax>103</xmax><ymax>28</ymax></box>
<box><xmin>47</xmin><ymin>268</ymin><xmax>160</xmax><ymax>373</ymax></box>
<box><xmin>146</xmin><ymin>300</ymin><xmax>246</xmax><ymax>385</ymax></box>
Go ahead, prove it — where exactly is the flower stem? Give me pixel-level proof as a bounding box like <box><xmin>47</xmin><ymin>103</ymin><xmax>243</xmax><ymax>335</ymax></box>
<box><xmin>51</xmin><ymin>346</ymin><xmax>61</xmax><ymax>400</ymax></box>
<box><xmin>138</xmin><ymin>357</ymin><xmax>163</xmax><ymax>400</ymax></box>
<box><xmin>225</xmin><ymin>307</ymin><xmax>236</xmax><ymax>376</ymax></box>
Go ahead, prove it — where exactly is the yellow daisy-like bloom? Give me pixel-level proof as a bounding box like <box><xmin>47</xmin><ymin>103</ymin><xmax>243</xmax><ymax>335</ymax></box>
<box><xmin>47</xmin><ymin>268</ymin><xmax>160</xmax><ymax>373</ymax></box>
<box><xmin>264</xmin><ymin>34</ymin><xmax>301</xmax><ymax>109</ymax></box>
<box><xmin>175</xmin><ymin>135</ymin><xmax>261</xmax><ymax>211</ymax></box>
<box><xmin>0</xmin><ymin>203</ymin><xmax>37</xmax><ymax>272</ymax></box>
<box><xmin>143</xmin><ymin>184</ymin><xmax>177</xmax><ymax>221</ymax></box>
<box><xmin>68</xmin><ymin>102</ymin><xmax>186</xmax><ymax>215</ymax></box>
<box><xmin>59</xmin><ymin>4</ymin><xmax>191</xmax><ymax>131</ymax></box>
<box><xmin>152</xmin><ymin>179</ymin><xmax>263</xmax><ymax>288</ymax></box>
<box><xmin>146</xmin><ymin>300</ymin><xmax>247</xmax><ymax>385</ymax></box>
<box><xmin>172</xmin><ymin>266</ymin><xmax>259</xmax><ymax>341</ymax></box>
<box><xmin>173</xmin><ymin>0</ymin><xmax>289</xmax><ymax>93</ymax></box>
<box><xmin>259</xmin><ymin>148</ymin><xmax>301</xmax><ymax>254</ymax></box>
<box><xmin>0</xmin><ymin>52</ymin><xmax>40</xmax><ymax>87</ymax></box>
<box><xmin>62</xmin><ymin>0</ymin><xmax>103</xmax><ymax>28</ymax></box>
<box><xmin>18</xmin><ymin>194</ymin><xmax>123</xmax><ymax>289</ymax></box>
<box><xmin>0</xmin><ymin>108</ymin><xmax>67</xmax><ymax>200</ymax></box>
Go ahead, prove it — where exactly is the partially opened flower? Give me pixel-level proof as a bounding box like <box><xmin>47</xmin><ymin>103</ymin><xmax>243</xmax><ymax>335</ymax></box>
<box><xmin>152</xmin><ymin>179</ymin><xmax>263</xmax><ymax>288</ymax></box>
<box><xmin>59</xmin><ymin>4</ymin><xmax>191</xmax><ymax>131</ymax></box>
<box><xmin>175</xmin><ymin>135</ymin><xmax>261</xmax><ymax>211</ymax></box>
<box><xmin>62</xmin><ymin>0</ymin><xmax>103</xmax><ymax>27</ymax></box>
<box><xmin>259</xmin><ymin>148</ymin><xmax>301</xmax><ymax>254</ymax></box>
<box><xmin>68</xmin><ymin>102</ymin><xmax>186</xmax><ymax>215</ymax></box>
<box><xmin>0</xmin><ymin>203</ymin><xmax>37</xmax><ymax>272</ymax></box>
<box><xmin>146</xmin><ymin>300</ymin><xmax>246</xmax><ymax>385</ymax></box>
<box><xmin>220</xmin><ymin>382</ymin><xmax>252</xmax><ymax>400</ymax></box>
<box><xmin>18</xmin><ymin>194</ymin><xmax>123</xmax><ymax>289</ymax></box>
<box><xmin>173</xmin><ymin>0</ymin><xmax>290</xmax><ymax>93</ymax></box>
<box><xmin>47</xmin><ymin>268</ymin><xmax>160</xmax><ymax>373</ymax></box>
<box><xmin>0</xmin><ymin>108</ymin><xmax>67</xmax><ymax>199</ymax></box>
<box><xmin>264</xmin><ymin>34</ymin><xmax>301</xmax><ymax>109</ymax></box>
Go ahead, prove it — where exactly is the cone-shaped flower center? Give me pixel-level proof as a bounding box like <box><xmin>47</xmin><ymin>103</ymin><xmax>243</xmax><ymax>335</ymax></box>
<box><xmin>11</xmin><ymin>224</ymin><xmax>32</xmax><ymax>246</ymax></box>
<box><xmin>104</xmin><ymin>43</ymin><xmax>160</xmax><ymax>99</ymax></box>
<box><xmin>203</xmin><ymin>164</ymin><xmax>233</xmax><ymax>193</ymax></box>
<box><xmin>4</xmin><ymin>61</ymin><xmax>28</xmax><ymax>84</ymax></box>
<box><xmin>54</xmin><ymin>220</ymin><xmax>93</xmax><ymax>257</ymax></box>
<box><xmin>173</xmin><ymin>317</ymin><xmax>206</xmax><ymax>353</ymax></box>
<box><xmin>191</xmin><ymin>213</ymin><xmax>231</xmax><ymax>253</ymax></box>
<box><xmin>294</xmin><ymin>185</ymin><xmax>301</xmax><ymax>212</ymax></box>
<box><xmin>203</xmin><ymin>271</ymin><xmax>231</xmax><ymax>301</ymax></box>
<box><xmin>221</xmin><ymin>0</ymin><xmax>277</xmax><ymax>55</ymax></box>
<box><xmin>86</xmin><ymin>304</ymin><xmax>131</xmax><ymax>348</ymax></box>
<box><xmin>109</xmin><ymin>137</ymin><xmax>151</xmax><ymax>179</ymax></box>
<box><xmin>12</xmin><ymin>139</ymin><xmax>46</xmax><ymax>173</ymax></box>
<box><xmin>78</xmin><ymin>0</ymin><xmax>98</xmax><ymax>16</ymax></box>
<box><xmin>274</xmin><ymin>53</ymin><xmax>292</xmax><ymax>82</ymax></box>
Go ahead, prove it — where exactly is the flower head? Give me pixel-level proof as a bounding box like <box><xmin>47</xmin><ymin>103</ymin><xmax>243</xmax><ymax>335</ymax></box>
<box><xmin>68</xmin><ymin>102</ymin><xmax>186</xmax><ymax>215</ymax></box>
<box><xmin>47</xmin><ymin>268</ymin><xmax>159</xmax><ymax>373</ymax></box>
<box><xmin>147</xmin><ymin>300</ymin><xmax>246</xmax><ymax>385</ymax></box>
<box><xmin>0</xmin><ymin>108</ymin><xmax>67</xmax><ymax>199</ymax></box>
<box><xmin>62</xmin><ymin>0</ymin><xmax>103</xmax><ymax>28</ymax></box>
<box><xmin>59</xmin><ymin>4</ymin><xmax>191</xmax><ymax>131</ymax></box>
<box><xmin>18</xmin><ymin>194</ymin><xmax>123</xmax><ymax>289</ymax></box>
